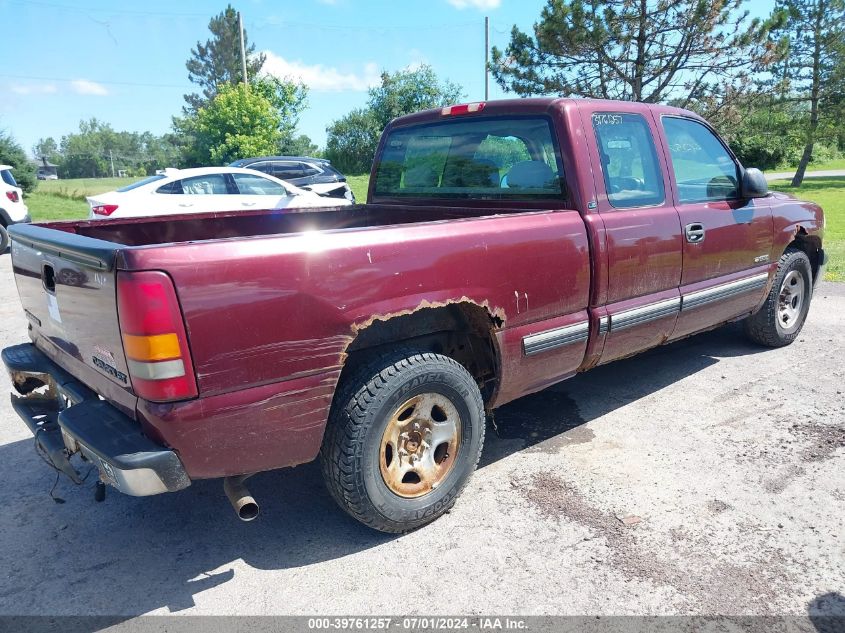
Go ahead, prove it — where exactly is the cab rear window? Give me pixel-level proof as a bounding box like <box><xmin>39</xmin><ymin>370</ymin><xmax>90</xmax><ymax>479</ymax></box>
<box><xmin>373</xmin><ymin>117</ymin><xmax>565</xmax><ymax>200</ymax></box>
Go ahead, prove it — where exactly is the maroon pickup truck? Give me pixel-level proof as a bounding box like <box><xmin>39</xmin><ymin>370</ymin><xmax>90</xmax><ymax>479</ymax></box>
<box><xmin>3</xmin><ymin>98</ymin><xmax>827</xmax><ymax>532</ymax></box>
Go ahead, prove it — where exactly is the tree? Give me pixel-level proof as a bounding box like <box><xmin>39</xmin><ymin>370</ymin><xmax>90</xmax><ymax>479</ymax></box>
<box><xmin>174</xmin><ymin>76</ymin><xmax>308</xmax><ymax>166</ymax></box>
<box><xmin>33</xmin><ymin>137</ymin><xmax>60</xmax><ymax>164</ymax></box>
<box><xmin>0</xmin><ymin>130</ymin><xmax>37</xmax><ymax>193</ymax></box>
<box><xmin>178</xmin><ymin>82</ymin><xmax>282</xmax><ymax>166</ymax></box>
<box><xmin>368</xmin><ymin>66</ymin><xmax>463</xmax><ymax>128</ymax></box>
<box><xmin>280</xmin><ymin>134</ymin><xmax>319</xmax><ymax>157</ymax></box>
<box><xmin>490</xmin><ymin>0</ymin><xmax>773</xmax><ymax>108</ymax></box>
<box><xmin>184</xmin><ymin>4</ymin><xmax>266</xmax><ymax>113</ymax></box>
<box><xmin>325</xmin><ymin>65</ymin><xmax>464</xmax><ymax>174</ymax></box>
<box><xmin>325</xmin><ymin>109</ymin><xmax>382</xmax><ymax>174</ymax></box>
<box><xmin>768</xmin><ymin>0</ymin><xmax>845</xmax><ymax>186</ymax></box>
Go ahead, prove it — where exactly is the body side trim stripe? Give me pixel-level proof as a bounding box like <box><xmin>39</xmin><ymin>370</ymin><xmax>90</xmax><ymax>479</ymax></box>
<box><xmin>610</xmin><ymin>297</ymin><xmax>680</xmax><ymax>332</ymax></box>
<box><xmin>681</xmin><ymin>272</ymin><xmax>769</xmax><ymax>311</ymax></box>
<box><xmin>523</xmin><ymin>321</ymin><xmax>589</xmax><ymax>356</ymax></box>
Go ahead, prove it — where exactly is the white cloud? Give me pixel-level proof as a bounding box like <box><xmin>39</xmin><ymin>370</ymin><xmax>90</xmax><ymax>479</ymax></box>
<box><xmin>11</xmin><ymin>84</ymin><xmax>58</xmax><ymax>95</ymax></box>
<box><xmin>446</xmin><ymin>0</ymin><xmax>500</xmax><ymax>9</ymax></box>
<box><xmin>70</xmin><ymin>79</ymin><xmax>109</xmax><ymax>96</ymax></box>
<box><xmin>262</xmin><ymin>51</ymin><xmax>381</xmax><ymax>92</ymax></box>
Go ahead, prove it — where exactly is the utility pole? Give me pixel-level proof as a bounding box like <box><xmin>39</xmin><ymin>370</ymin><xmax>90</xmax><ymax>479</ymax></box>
<box><xmin>109</xmin><ymin>149</ymin><xmax>115</xmax><ymax>178</ymax></box>
<box><xmin>484</xmin><ymin>16</ymin><xmax>489</xmax><ymax>101</ymax></box>
<box><xmin>238</xmin><ymin>11</ymin><xmax>248</xmax><ymax>86</ymax></box>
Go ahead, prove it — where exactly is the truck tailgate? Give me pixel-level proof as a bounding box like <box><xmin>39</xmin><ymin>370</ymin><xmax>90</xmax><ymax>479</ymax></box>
<box><xmin>9</xmin><ymin>224</ymin><xmax>137</xmax><ymax>415</ymax></box>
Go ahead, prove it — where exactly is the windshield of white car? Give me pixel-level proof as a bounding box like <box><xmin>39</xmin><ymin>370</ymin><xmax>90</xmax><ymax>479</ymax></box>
<box><xmin>117</xmin><ymin>174</ymin><xmax>167</xmax><ymax>192</ymax></box>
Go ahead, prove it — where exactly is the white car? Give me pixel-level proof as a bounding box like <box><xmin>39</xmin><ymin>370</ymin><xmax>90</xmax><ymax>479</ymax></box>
<box><xmin>0</xmin><ymin>165</ymin><xmax>31</xmax><ymax>252</ymax></box>
<box><xmin>86</xmin><ymin>167</ymin><xmax>353</xmax><ymax>220</ymax></box>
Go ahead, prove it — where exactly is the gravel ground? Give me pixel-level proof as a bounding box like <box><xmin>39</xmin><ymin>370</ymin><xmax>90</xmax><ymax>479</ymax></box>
<box><xmin>0</xmin><ymin>253</ymin><xmax>842</xmax><ymax>622</ymax></box>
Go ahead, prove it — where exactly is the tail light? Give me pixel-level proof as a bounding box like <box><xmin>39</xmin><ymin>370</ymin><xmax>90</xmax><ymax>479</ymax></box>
<box><xmin>92</xmin><ymin>204</ymin><xmax>119</xmax><ymax>216</ymax></box>
<box><xmin>441</xmin><ymin>102</ymin><xmax>486</xmax><ymax>116</ymax></box>
<box><xmin>116</xmin><ymin>271</ymin><xmax>198</xmax><ymax>402</ymax></box>
<box><xmin>5</xmin><ymin>191</ymin><xmax>19</xmax><ymax>203</ymax></box>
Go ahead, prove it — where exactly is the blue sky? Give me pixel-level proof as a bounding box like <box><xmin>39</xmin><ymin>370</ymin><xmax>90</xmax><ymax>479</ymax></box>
<box><xmin>1</xmin><ymin>0</ymin><xmax>774</xmax><ymax>158</ymax></box>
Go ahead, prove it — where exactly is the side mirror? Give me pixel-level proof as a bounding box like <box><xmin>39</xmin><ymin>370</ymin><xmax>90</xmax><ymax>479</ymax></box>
<box><xmin>741</xmin><ymin>168</ymin><xmax>768</xmax><ymax>198</ymax></box>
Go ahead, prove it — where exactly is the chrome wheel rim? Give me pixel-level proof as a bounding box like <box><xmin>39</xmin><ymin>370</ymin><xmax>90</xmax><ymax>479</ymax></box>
<box><xmin>778</xmin><ymin>270</ymin><xmax>805</xmax><ymax>331</ymax></box>
<box><xmin>379</xmin><ymin>393</ymin><xmax>461</xmax><ymax>498</ymax></box>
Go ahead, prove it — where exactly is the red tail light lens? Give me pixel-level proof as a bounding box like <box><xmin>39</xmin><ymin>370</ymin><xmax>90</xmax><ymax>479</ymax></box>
<box><xmin>5</xmin><ymin>191</ymin><xmax>19</xmax><ymax>203</ymax></box>
<box><xmin>116</xmin><ymin>271</ymin><xmax>198</xmax><ymax>402</ymax></box>
<box><xmin>92</xmin><ymin>204</ymin><xmax>118</xmax><ymax>216</ymax></box>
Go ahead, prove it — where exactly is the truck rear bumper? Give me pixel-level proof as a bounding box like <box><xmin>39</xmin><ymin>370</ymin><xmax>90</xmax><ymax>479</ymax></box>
<box><xmin>2</xmin><ymin>343</ymin><xmax>190</xmax><ymax>496</ymax></box>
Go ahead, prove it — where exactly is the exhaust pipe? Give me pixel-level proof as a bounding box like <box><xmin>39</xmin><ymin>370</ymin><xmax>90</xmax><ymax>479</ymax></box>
<box><xmin>224</xmin><ymin>475</ymin><xmax>259</xmax><ymax>521</ymax></box>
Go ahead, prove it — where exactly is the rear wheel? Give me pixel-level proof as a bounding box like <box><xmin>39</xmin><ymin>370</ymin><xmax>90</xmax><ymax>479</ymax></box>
<box><xmin>744</xmin><ymin>247</ymin><xmax>813</xmax><ymax>347</ymax></box>
<box><xmin>0</xmin><ymin>225</ymin><xmax>8</xmax><ymax>253</ymax></box>
<box><xmin>320</xmin><ymin>350</ymin><xmax>485</xmax><ymax>533</ymax></box>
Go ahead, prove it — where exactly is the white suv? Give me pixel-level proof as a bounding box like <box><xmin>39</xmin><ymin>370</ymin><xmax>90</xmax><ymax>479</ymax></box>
<box><xmin>0</xmin><ymin>165</ymin><xmax>30</xmax><ymax>252</ymax></box>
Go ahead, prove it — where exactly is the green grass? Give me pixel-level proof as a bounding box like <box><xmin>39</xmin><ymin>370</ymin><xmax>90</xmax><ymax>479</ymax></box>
<box><xmin>346</xmin><ymin>174</ymin><xmax>370</xmax><ymax>201</ymax></box>
<box><xmin>37</xmin><ymin>177</ymin><xmax>141</xmax><ymax>199</ymax></box>
<box><xmin>769</xmin><ymin>176</ymin><xmax>844</xmax><ymax>282</ymax></box>
<box><xmin>26</xmin><ymin>192</ymin><xmax>89</xmax><ymax>222</ymax></box>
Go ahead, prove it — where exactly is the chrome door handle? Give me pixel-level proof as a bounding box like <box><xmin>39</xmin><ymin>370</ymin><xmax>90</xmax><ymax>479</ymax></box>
<box><xmin>178</xmin><ymin>202</ymin><xmax>194</xmax><ymax>207</ymax></box>
<box><xmin>241</xmin><ymin>202</ymin><xmax>257</xmax><ymax>206</ymax></box>
<box><xmin>685</xmin><ymin>222</ymin><xmax>705</xmax><ymax>243</ymax></box>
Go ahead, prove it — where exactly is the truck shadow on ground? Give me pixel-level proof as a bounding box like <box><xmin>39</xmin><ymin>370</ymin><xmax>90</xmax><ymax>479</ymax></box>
<box><xmin>0</xmin><ymin>322</ymin><xmax>768</xmax><ymax>616</ymax></box>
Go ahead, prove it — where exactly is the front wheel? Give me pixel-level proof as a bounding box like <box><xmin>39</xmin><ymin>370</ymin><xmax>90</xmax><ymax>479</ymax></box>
<box><xmin>744</xmin><ymin>247</ymin><xmax>813</xmax><ymax>347</ymax></box>
<box><xmin>320</xmin><ymin>350</ymin><xmax>485</xmax><ymax>533</ymax></box>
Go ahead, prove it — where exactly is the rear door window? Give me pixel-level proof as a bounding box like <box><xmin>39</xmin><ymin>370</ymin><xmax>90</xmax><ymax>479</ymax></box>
<box><xmin>662</xmin><ymin>117</ymin><xmax>739</xmax><ymax>203</ymax></box>
<box><xmin>233</xmin><ymin>173</ymin><xmax>288</xmax><ymax>196</ymax></box>
<box><xmin>373</xmin><ymin>116</ymin><xmax>565</xmax><ymax>199</ymax></box>
<box><xmin>592</xmin><ymin>113</ymin><xmax>665</xmax><ymax>208</ymax></box>
<box><xmin>179</xmin><ymin>174</ymin><xmax>229</xmax><ymax>195</ymax></box>
<box><xmin>271</xmin><ymin>162</ymin><xmax>306</xmax><ymax>180</ymax></box>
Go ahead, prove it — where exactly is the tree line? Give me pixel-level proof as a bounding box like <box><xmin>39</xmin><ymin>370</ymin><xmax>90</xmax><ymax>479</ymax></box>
<box><xmin>3</xmin><ymin>0</ymin><xmax>844</xmax><ymax>193</ymax></box>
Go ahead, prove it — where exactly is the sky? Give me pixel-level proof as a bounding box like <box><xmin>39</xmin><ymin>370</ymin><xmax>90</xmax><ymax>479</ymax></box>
<box><xmin>0</xmin><ymin>0</ymin><xmax>775</xmax><ymax>159</ymax></box>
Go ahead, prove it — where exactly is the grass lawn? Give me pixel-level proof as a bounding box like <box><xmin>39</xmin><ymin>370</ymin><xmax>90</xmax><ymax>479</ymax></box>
<box><xmin>346</xmin><ymin>174</ymin><xmax>370</xmax><ymax>201</ymax></box>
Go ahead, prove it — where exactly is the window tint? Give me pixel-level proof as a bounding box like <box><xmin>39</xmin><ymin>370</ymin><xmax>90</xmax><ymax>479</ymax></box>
<box><xmin>179</xmin><ymin>174</ymin><xmax>229</xmax><ymax>195</ymax></box>
<box><xmin>663</xmin><ymin>117</ymin><xmax>739</xmax><ymax>203</ymax></box>
<box><xmin>271</xmin><ymin>163</ymin><xmax>306</xmax><ymax>180</ymax></box>
<box><xmin>117</xmin><ymin>174</ymin><xmax>166</xmax><ymax>192</ymax></box>
<box><xmin>156</xmin><ymin>181</ymin><xmax>182</xmax><ymax>194</ymax></box>
<box><xmin>300</xmin><ymin>163</ymin><xmax>321</xmax><ymax>177</ymax></box>
<box><xmin>1</xmin><ymin>169</ymin><xmax>17</xmax><ymax>186</ymax></box>
<box><xmin>233</xmin><ymin>173</ymin><xmax>288</xmax><ymax>196</ymax></box>
<box><xmin>373</xmin><ymin>117</ymin><xmax>564</xmax><ymax>199</ymax></box>
<box><xmin>248</xmin><ymin>162</ymin><xmax>274</xmax><ymax>175</ymax></box>
<box><xmin>592</xmin><ymin>113</ymin><xmax>664</xmax><ymax>208</ymax></box>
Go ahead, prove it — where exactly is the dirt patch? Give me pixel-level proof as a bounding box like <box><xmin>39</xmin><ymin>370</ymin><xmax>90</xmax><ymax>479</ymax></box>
<box><xmin>707</xmin><ymin>499</ymin><xmax>732</xmax><ymax>514</ymax></box>
<box><xmin>790</xmin><ymin>422</ymin><xmax>845</xmax><ymax>462</ymax></box>
<box><xmin>519</xmin><ymin>471</ymin><xmax>803</xmax><ymax>613</ymax></box>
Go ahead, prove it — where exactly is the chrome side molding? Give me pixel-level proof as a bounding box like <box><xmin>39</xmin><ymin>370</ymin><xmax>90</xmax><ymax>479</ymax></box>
<box><xmin>611</xmin><ymin>297</ymin><xmax>680</xmax><ymax>332</ymax></box>
<box><xmin>682</xmin><ymin>273</ymin><xmax>768</xmax><ymax>311</ymax></box>
<box><xmin>523</xmin><ymin>321</ymin><xmax>589</xmax><ymax>356</ymax></box>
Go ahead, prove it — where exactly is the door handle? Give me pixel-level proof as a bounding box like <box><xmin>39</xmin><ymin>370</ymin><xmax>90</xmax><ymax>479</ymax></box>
<box><xmin>241</xmin><ymin>201</ymin><xmax>257</xmax><ymax>206</ymax></box>
<box><xmin>685</xmin><ymin>222</ymin><xmax>705</xmax><ymax>243</ymax></box>
<box><xmin>178</xmin><ymin>202</ymin><xmax>194</xmax><ymax>207</ymax></box>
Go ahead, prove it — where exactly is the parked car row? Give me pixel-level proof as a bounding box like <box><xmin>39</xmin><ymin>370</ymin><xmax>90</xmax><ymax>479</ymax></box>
<box><xmin>87</xmin><ymin>166</ymin><xmax>352</xmax><ymax>219</ymax></box>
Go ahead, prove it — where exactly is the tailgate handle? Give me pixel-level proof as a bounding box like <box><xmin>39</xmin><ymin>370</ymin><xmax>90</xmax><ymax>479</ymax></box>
<box><xmin>42</xmin><ymin>264</ymin><xmax>56</xmax><ymax>294</ymax></box>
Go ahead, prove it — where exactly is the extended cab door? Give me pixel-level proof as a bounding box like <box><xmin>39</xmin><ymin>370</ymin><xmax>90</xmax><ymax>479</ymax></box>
<box><xmin>585</xmin><ymin>107</ymin><xmax>683</xmax><ymax>364</ymax></box>
<box><xmin>656</xmin><ymin>115</ymin><xmax>774</xmax><ymax>340</ymax></box>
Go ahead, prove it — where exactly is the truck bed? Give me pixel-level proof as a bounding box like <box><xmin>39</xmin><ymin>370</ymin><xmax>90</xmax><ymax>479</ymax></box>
<box><xmin>34</xmin><ymin>204</ymin><xmax>536</xmax><ymax>247</ymax></box>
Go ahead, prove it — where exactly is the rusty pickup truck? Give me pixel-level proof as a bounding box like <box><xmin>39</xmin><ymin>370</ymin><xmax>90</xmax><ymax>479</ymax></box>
<box><xmin>3</xmin><ymin>98</ymin><xmax>827</xmax><ymax>532</ymax></box>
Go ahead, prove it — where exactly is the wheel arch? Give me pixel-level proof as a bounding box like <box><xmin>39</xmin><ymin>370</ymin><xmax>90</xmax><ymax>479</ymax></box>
<box><xmin>787</xmin><ymin>227</ymin><xmax>823</xmax><ymax>283</ymax></box>
<box><xmin>340</xmin><ymin>302</ymin><xmax>503</xmax><ymax>408</ymax></box>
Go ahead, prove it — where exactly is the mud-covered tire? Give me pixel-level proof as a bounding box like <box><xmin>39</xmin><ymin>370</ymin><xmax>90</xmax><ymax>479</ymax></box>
<box><xmin>0</xmin><ymin>225</ymin><xmax>9</xmax><ymax>253</ymax></box>
<box><xmin>744</xmin><ymin>247</ymin><xmax>813</xmax><ymax>347</ymax></box>
<box><xmin>320</xmin><ymin>350</ymin><xmax>485</xmax><ymax>533</ymax></box>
